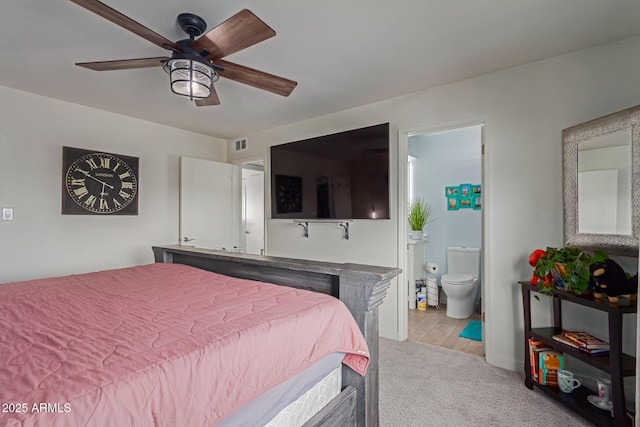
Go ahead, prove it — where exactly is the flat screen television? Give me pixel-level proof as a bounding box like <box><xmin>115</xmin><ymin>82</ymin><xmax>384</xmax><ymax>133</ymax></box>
<box><xmin>270</xmin><ymin>123</ymin><xmax>390</xmax><ymax>220</ymax></box>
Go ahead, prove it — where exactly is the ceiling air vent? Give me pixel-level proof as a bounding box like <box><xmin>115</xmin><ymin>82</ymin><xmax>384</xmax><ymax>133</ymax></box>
<box><xmin>231</xmin><ymin>138</ymin><xmax>248</xmax><ymax>152</ymax></box>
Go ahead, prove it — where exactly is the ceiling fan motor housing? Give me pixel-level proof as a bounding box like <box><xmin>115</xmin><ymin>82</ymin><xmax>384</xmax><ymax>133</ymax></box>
<box><xmin>165</xmin><ymin>40</ymin><xmax>224</xmax><ymax>72</ymax></box>
<box><xmin>177</xmin><ymin>13</ymin><xmax>207</xmax><ymax>38</ymax></box>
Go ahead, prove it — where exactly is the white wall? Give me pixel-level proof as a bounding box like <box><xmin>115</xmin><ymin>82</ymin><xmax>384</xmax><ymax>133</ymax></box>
<box><xmin>0</xmin><ymin>86</ymin><xmax>226</xmax><ymax>283</ymax></box>
<box><xmin>230</xmin><ymin>36</ymin><xmax>640</xmax><ymax>371</ymax></box>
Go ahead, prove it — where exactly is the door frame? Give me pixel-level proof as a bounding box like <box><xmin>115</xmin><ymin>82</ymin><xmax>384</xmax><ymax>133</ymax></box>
<box><xmin>397</xmin><ymin>117</ymin><xmax>488</xmax><ymax>352</ymax></box>
<box><xmin>233</xmin><ymin>156</ymin><xmax>266</xmax><ymax>254</ymax></box>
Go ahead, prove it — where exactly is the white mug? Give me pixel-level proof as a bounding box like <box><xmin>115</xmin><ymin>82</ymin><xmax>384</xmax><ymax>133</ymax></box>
<box><xmin>597</xmin><ymin>378</ymin><xmax>612</xmax><ymax>403</ymax></box>
<box><xmin>558</xmin><ymin>369</ymin><xmax>581</xmax><ymax>393</ymax></box>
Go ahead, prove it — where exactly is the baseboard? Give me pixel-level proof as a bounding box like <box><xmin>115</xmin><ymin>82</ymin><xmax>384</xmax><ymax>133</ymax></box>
<box><xmin>485</xmin><ymin>352</ymin><xmax>520</xmax><ymax>372</ymax></box>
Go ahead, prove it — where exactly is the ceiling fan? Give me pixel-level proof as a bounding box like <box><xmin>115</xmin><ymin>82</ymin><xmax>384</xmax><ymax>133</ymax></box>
<box><xmin>70</xmin><ymin>0</ymin><xmax>297</xmax><ymax>106</ymax></box>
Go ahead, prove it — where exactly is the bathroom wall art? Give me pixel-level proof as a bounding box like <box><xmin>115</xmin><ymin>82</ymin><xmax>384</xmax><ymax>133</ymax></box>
<box><xmin>445</xmin><ymin>186</ymin><xmax>459</xmax><ymax>197</ymax></box>
<box><xmin>459</xmin><ymin>183</ymin><xmax>472</xmax><ymax>198</ymax></box>
<box><xmin>445</xmin><ymin>183</ymin><xmax>481</xmax><ymax>211</ymax></box>
<box><xmin>447</xmin><ymin>196</ymin><xmax>459</xmax><ymax>210</ymax></box>
<box><xmin>473</xmin><ymin>195</ymin><xmax>482</xmax><ymax>210</ymax></box>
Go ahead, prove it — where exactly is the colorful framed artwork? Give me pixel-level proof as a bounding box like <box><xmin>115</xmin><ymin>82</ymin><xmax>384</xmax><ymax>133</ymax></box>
<box><xmin>473</xmin><ymin>195</ymin><xmax>482</xmax><ymax>210</ymax></box>
<box><xmin>459</xmin><ymin>183</ymin><xmax>472</xmax><ymax>198</ymax></box>
<box><xmin>445</xmin><ymin>186</ymin><xmax>459</xmax><ymax>197</ymax></box>
<box><xmin>459</xmin><ymin>197</ymin><xmax>472</xmax><ymax>208</ymax></box>
<box><xmin>471</xmin><ymin>184</ymin><xmax>482</xmax><ymax>195</ymax></box>
<box><xmin>447</xmin><ymin>196</ymin><xmax>459</xmax><ymax>210</ymax></box>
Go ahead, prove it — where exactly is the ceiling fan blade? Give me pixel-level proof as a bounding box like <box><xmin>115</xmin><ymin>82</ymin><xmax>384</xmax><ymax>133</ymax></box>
<box><xmin>192</xmin><ymin>9</ymin><xmax>275</xmax><ymax>59</ymax></box>
<box><xmin>76</xmin><ymin>57</ymin><xmax>169</xmax><ymax>71</ymax></box>
<box><xmin>195</xmin><ymin>86</ymin><xmax>221</xmax><ymax>106</ymax></box>
<box><xmin>216</xmin><ymin>60</ymin><xmax>297</xmax><ymax>97</ymax></box>
<box><xmin>70</xmin><ymin>0</ymin><xmax>180</xmax><ymax>51</ymax></box>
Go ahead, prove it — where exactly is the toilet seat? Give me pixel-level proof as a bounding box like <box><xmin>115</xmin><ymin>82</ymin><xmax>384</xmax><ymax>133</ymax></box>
<box><xmin>441</xmin><ymin>273</ymin><xmax>474</xmax><ymax>285</ymax></box>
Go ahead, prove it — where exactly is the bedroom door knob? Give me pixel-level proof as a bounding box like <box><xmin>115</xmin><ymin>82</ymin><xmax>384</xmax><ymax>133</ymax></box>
<box><xmin>183</xmin><ymin>237</ymin><xmax>195</xmax><ymax>242</ymax></box>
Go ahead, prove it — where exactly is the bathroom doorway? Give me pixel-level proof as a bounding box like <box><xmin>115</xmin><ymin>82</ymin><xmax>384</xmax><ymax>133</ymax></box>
<box><xmin>399</xmin><ymin>122</ymin><xmax>485</xmax><ymax>357</ymax></box>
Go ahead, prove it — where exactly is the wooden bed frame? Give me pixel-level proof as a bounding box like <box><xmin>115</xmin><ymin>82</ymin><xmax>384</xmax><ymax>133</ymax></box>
<box><xmin>152</xmin><ymin>245</ymin><xmax>400</xmax><ymax>427</ymax></box>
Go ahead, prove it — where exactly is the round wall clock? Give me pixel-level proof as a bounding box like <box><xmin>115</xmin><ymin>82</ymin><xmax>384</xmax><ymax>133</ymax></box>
<box><xmin>62</xmin><ymin>146</ymin><xmax>139</xmax><ymax>215</ymax></box>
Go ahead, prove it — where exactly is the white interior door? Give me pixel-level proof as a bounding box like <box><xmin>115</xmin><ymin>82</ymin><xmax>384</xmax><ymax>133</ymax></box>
<box><xmin>243</xmin><ymin>171</ymin><xmax>264</xmax><ymax>255</ymax></box>
<box><xmin>180</xmin><ymin>157</ymin><xmax>240</xmax><ymax>250</ymax></box>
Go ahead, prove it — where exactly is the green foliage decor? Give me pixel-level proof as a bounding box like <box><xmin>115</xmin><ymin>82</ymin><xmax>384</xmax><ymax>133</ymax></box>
<box><xmin>534</xmin><ymin>246</ymin><xmax>608</xmax><ymax>295</ymax></box>
<box><xmin>408</xmin><ymin>197</ymin><xmax>432</xmax><ymax>231</ymax></box>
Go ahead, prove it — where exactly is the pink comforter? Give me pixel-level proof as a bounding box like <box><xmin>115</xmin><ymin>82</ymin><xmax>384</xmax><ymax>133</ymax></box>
<box><xmin>0</xmin><ymin>263</ymin><xmax>369</xmax><ymax>426</ymax></box>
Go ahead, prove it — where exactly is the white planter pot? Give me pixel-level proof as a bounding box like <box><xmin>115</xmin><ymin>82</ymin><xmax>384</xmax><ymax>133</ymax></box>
<box><xmin>410</xmin><ymin>230</ymin><xmax>423</xmax><ymax>240</ymax></box>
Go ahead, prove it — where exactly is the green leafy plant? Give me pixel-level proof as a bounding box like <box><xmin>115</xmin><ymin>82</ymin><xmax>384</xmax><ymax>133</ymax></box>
<box><xmin>407</xmin><ymin>197</ymin><xmax>433</xmax><ymax>231</ymax></box>
<box><xmin>534</xmin><ymin>247</ymin><xmax>608</xmax><ymax>295</ymax></box>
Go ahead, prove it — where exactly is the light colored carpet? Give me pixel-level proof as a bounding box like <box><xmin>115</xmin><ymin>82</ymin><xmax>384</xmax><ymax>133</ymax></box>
<box><xmin>379</xmin><ymin>338</ymin><xmax>592</xmax><ymax>426</ymax></box>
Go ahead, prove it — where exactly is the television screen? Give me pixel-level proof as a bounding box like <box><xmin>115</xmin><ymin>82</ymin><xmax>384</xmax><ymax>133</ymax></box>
<box><xmin>270</xmin><ymin>123</ymin><xmax>390</xmax><ymax>220</ymax></box>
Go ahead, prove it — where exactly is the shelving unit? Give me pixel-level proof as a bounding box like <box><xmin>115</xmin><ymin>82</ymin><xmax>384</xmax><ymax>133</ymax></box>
<box><xmin>407</xmin><ymin>239</ymin><xmax>427</xmax><ymax>309</ymax></box>
<box><xmin>520</xmin><ymin>281</ymin><xmax>636</xmax><ymax>426</ymax></box>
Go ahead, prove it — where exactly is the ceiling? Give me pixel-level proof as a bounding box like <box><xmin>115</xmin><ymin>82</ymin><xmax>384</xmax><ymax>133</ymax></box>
<box><xmin>1</xmin><ymin>1</ymin><xmax>639</xmax><ymax>140</ymax></box>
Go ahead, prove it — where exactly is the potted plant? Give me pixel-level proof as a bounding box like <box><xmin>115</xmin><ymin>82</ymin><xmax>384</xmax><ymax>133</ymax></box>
<box><xmin>408</xmin><ymin>197</ymin><xmax>432</xmax><ymax>240</ymax></box>
<box><xmin>533</xmin><ymin>246</ymin><xmax>608</xmax><ymax>295</ymax></box>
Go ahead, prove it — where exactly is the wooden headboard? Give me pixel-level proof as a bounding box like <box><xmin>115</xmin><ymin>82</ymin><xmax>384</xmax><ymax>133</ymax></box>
<box><xmin>152</xmin><ymin>245</ymin><xmax>400</xmax><ymax>427</ymax></box>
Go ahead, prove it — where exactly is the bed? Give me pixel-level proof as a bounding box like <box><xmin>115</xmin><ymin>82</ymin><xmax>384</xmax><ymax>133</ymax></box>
<box><xmin>0</xmin><ymin>245</ymin><xmax>400</xmax><ymax>427</ymax></box>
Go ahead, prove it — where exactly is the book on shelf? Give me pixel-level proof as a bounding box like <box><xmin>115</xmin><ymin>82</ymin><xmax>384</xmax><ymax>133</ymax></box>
<box><xmin>582</xmin><ymin>347</ymin><xmax>609</xmax><ymax>356</ymax></box>
<box><xmin>538</xmin><ymin>350</ymin><xmax>564</xmax><ymax>386</ymax></box>
<box><xmin>562</xmin><ymin>331</ymin><xmax>609</xmax><ymax>350</ymax></box>
<box><xmin>551</xmin><ymin>333</ymin><xmax>580</xmax><ymax>349</ymax></box>
<box><xmin>528</xmin><ymin>338</ymin><xmax>552</xmax><ymax>383</ymax></box>
<box><xmin>551</xmin><ymin>331</ymin><xmax>610</xmax><ymax>356</ymax></box>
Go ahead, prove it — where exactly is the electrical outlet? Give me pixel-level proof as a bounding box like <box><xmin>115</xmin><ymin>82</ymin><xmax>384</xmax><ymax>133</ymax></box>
<box><xmin>2</xmin><ymin>207</ymin><xmax>14</xmax><ymax>221</ymax></box>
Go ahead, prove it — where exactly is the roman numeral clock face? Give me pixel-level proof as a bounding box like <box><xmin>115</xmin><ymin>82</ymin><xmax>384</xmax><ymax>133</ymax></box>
<box><xmin>62</xmin><ymin>147</ymin><xmax>139</xmax><ymax>215</ymax></box>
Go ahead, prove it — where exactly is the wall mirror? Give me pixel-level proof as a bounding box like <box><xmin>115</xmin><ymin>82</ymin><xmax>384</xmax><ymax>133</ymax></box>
<box><xmin>564</xmin><ymin>104</ymin><xmax>640</xmax><ymax>256</ymax></box>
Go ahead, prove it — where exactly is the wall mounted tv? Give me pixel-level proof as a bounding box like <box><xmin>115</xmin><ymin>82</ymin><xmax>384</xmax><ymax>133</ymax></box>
<box><xmin>270</xmin><ymin>122</ymin><xmax>390</xmax><ymax>220</ymax></box>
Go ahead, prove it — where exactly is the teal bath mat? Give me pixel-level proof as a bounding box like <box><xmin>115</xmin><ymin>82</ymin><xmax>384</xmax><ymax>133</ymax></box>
<box><xmin>459</xmin><ymin>319</ymin><xmax>482</xmax><ymax>341</ymax></box>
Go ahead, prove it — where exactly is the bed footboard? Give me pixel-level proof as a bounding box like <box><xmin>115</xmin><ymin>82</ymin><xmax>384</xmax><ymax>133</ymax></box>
<box><xmin>152</xmin><ymin>245</ymin><xmax>400</xmax><ymax>427</ymax></box>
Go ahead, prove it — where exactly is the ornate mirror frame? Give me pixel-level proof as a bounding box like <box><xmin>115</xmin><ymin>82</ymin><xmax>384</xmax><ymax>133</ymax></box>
<box><xmin>563</xmin><ymin>104</ymin><xmax>640</xmax><ymax>256</ymax></box>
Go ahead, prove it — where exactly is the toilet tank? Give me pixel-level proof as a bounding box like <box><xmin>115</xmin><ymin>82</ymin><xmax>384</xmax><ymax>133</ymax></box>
<box><xmin>447</xmin><ymin>247</ymin><xmax>480</xmax><ymax>277</ymax></box>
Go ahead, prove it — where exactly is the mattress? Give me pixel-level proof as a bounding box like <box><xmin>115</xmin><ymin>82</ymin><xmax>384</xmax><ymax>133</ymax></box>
<box><xmin>220</xmin><ymin>352</ymin><xmax>344</xmax><ymax>427</ymax></box>
<box><xmin>0</xmin><ymin>263</ymin><xmax>369</xmax><ymax>426</ymax></box>
<box><xmin>266</xmin><ymin>363</ymin><xmax>342</xmax><ymax>426</ymax></box>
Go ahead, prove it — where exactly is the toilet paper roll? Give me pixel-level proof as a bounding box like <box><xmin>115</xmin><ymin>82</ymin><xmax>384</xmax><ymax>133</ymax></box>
<box><xmin>426</xmin><ymin>262</ymin><xmax>440</xmax><ymax>274</ymax></box>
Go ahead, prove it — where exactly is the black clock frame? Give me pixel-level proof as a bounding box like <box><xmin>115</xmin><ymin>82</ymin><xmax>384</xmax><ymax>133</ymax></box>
<box><xmin>62</xmin><ymin>146</ymin><xmax>139</xmax><ymax>215</ymax></box>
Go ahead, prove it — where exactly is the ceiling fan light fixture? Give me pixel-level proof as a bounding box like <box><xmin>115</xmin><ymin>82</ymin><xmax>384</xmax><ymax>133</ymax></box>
<box><xmin>163</xmin><ymin>56</ymin><xmax>218</xmax><ymax>100</ymax></box>
<box><xmin>69</xmin><ymin>3</ymin><xmax>297</xmax><ymax>105</ymax></box>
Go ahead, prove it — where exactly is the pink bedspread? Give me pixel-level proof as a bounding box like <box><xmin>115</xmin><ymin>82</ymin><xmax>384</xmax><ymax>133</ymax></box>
<box><xmin>0</xmin><ymin>263</ymin><xmax>369</xmax><ymax>426</ymax></box>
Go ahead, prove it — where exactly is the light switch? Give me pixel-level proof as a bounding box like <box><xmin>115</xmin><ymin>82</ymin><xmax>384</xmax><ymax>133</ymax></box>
<box><xmin>2</xmin><ymin>208</ymin><xmax>13</xmax><ymax>221</ymax></box>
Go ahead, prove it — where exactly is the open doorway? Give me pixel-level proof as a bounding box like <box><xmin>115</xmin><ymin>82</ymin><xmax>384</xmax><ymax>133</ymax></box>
<box><xmin>240</xmin><ymin>160</ymin><xmax>265</xmax><ymax>255</ymax></box>
<box><xmin>179</xmin><ymin>157</ymin><xmax>264</xmax><ymax>255</ymax></box>
<box><xmin>399</xmin><ymin>122</ymin><xmax>485</xmax><ymax>357</ymax></box>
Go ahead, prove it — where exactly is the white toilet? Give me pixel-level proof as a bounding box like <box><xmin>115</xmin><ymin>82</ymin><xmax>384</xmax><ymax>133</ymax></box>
<box><xmin>441</xmin><ymin>247</ymin><xmax>480</xmax><ymax>319</ymax></box>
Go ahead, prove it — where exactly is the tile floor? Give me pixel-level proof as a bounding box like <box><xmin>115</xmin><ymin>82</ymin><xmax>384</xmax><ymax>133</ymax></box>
<box><xmin>408</xmin><ymin>304</ymin><xmax>484</xmax><ymax>357</ymax></box>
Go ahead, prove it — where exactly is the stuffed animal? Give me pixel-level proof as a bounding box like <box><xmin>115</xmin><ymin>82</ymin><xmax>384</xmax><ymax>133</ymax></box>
<box><xmin>529</xmin><ymin>249</ymin><xmax>552</xmax><ymax>288</ymax></box>
<box><xmin>589</xmin><ymin>259</ymin><xmax>638</xmax><ymax>303</ymax></box>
